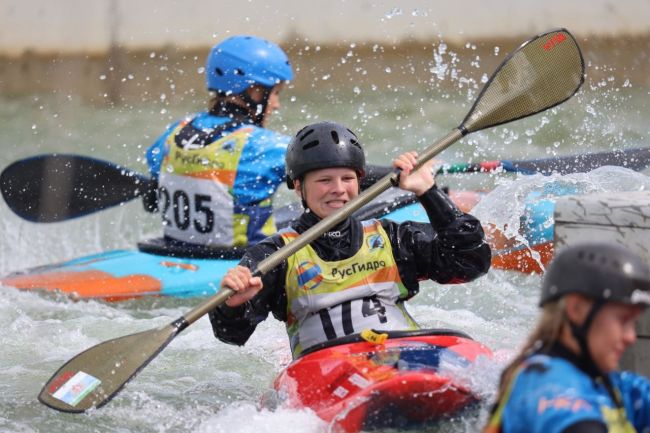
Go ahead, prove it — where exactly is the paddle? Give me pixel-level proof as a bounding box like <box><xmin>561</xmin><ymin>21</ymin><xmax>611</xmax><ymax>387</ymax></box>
<box><xmin>5</xmin><ymin>146</ymin><xmax>647</xmax><ymax>223</ymax></box>
<box><xmin>38</xmin><ymin>28</ymin><xmax>584</xmax><ymax>413</ymax></box>
<box><xmin>0</xmin><ymin>154</ymin><xmax>154</xmax><ymax>223</ymax></box>
<box><xmin>439</xmin><ymin>146</ymin><xmax>650</xmax><ymax>176</ymax></box>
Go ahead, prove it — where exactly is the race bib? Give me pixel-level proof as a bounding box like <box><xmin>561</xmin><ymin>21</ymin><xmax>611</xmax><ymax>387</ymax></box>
<box><xmin>298</xmin><ymin>296</ymin><xmax>411</xmax><ymax>349</ymax></box>
<box><xmin>158</xmin><ymin>173</ymin><xmax>234</xmax><ymax>246</ymax></box>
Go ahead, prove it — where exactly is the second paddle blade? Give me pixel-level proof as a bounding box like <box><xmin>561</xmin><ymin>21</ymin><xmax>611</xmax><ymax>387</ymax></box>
<box><xmin>462</xmin><ymin>28</ymin><xmax>585</xmax><ymax>133</ymax></box>
<box><xmin>0</xmin><ymin>154</ymin><xmax>151</xmax><ymax>222</ymax></box>
<box><xmin>38</xmin><ymin>323</ymin><xmax>180</xmax><ymax>413</ymax></box>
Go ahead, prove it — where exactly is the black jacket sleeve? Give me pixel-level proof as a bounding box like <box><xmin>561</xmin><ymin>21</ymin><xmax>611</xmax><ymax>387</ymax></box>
<box><xmin>381</xmin><ymin>185</ymin><xmax>491</xmax><ymax>296</ymax></box>
<box><xmin>208</xmin><ymin>235</ymin><xmax>289</xmax><ymax>346</ymax></box>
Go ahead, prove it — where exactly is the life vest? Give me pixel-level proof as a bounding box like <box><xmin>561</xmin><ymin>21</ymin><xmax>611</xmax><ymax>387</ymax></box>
<box><xmin>281</xmin><ymin>219</ymin><xmax>419</xmax><ymax>357</ymax></box>
<box><xmin>158</xmin><ymin>119</ymin><xmax>253</xmax><ymax>246</ymax></box>
<box><xmin>486</xmin><ymin>355</ymin><xmax>637</xmax><ymax>433</ymax></box>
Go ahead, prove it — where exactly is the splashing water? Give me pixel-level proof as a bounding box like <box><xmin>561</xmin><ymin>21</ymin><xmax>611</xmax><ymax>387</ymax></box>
<box><xmin>1</xmin><ymin>29</ymin><xmax>650</xmax><ymax>433</ymax></box>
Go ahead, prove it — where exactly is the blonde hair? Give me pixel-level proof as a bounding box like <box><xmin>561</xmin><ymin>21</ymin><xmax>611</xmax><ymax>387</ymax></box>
<box><xmin>494</xmin><ymin>299</ymin><xmax>566</xmax><ymax>402</ymax></box>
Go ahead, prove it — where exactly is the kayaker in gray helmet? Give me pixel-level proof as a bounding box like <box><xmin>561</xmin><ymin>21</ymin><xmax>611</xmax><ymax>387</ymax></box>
<box><xmin>484</xmin><ymin>242</ymin><xmax>650</xmax><ymax>433</ymax></box>
<box><xmin>209</xmin><ymin>121</ymin><xmax>491</xmax><ymax>358</ymax></box>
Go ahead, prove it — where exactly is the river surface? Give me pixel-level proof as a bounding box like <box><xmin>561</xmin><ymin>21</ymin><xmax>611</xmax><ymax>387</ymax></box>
<box><xmin>1</xmin><ymin>43</ymin><xmax>649</xmax><ymax>433</ymax></box>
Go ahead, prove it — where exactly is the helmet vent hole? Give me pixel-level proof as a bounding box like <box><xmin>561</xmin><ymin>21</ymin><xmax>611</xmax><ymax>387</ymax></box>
<box><xmin>346</xmin><ymin>129</ymin><xmax>361</xmax><ymax>148</ymax></box>
<box><xmin>299</xmin><ymin>128</ymin><xmax>315</xmax><ymax>141</ymax></box>
<box><xmin>215</xmin><ymin>68</ymin><xmax>224</xmax><ymax>76</ymax></box>
<box><xmin>302</xmin><ymin>140</ymin><xmax>319</xmax><ymax>150</ymax></box>
<box><xmin>331</xmin><ymin>131</ymin><xmax>340</xmax><ymax>144</ymax></box>
<box><xmin>234</xmin><ymin>68</ymin><xmax>245</xmax><ymax>76</ymax></box>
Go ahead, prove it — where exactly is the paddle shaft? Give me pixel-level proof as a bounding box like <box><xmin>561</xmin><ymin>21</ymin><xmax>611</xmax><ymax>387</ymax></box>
<box><xmin>7</xmin><ymin>144</ymin><xmax>648</xmax><ymax>223</ymax></box>
<box><xmin>438</xmin><ymin>147</ymin><xmax>650</xmax><ymax>176</ymax></box>
<box><xmin>180</xmin><ymin>128</ymin><xmax>464</xmax><ymax>325</ymax></box>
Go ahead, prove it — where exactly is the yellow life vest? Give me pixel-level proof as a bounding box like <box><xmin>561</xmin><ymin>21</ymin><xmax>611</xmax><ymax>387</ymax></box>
<box><xmin>282</xmin><ymin>219</ymin><xmax>419</xmax><ymax>357</ymax></box>
<box><xmin>158</xmin><ymin>122</ymin><xmax>253</xmax><ymax>246</ymax></box>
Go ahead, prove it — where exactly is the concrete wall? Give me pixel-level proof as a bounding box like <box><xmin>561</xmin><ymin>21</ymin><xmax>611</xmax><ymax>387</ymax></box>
<box><xmin>2</xmin><ymin>0</ymin><xmax>650</xmax><ymax>55</ymax></box>
<box><xmin>554</xmin><ymin>191</ymin><xmax>650</xmax><ymax>376</ymax></box>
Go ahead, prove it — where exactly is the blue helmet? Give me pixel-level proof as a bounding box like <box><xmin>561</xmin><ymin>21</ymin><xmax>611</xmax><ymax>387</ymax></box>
<box><xmin>205</xmin><ymin>35</ymin><xmax>293</xmax><ymax>94</ymax></box>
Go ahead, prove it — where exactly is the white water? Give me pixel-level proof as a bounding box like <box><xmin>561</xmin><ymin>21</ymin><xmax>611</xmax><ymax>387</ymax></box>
<box><xmin>1</xmin><ymin>162</ymin><xmax>648</xmax><ymax>433</ymax></box>
<box><xmin>1</xmin><ymin>39</ymin><xmax>650</xmax><ymax>432</ymax></box>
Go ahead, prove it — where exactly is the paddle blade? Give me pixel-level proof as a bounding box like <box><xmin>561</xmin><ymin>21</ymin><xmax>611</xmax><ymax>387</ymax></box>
<box><xmin>0</xmin><ymin>154</ymin><xmax>152</xmax><ymax>222</ymax></box>
<box><xmin>462</xmin><ymin>28</ymin><xmax>585</xmax><ymax>133</ymax></box>
<box><xmin>507</xmin><ymin>146</ymin><xmax>650</xmax><ymax>175</ymax></box>
<box><xmin>38</xmin><ymin>324</ymin><xmax>179</xmax><ymax>412</ymax></box>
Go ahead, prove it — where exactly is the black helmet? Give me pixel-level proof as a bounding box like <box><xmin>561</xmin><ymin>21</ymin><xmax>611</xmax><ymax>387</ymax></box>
<box><xmin>540</xmin><ymin>242</ymin><xmax>650</xmax><ymax>307</ymax></box>
<box><xmin>285</xmin><ymin>121</ymin><xmax>365</xmax><ymax>189</ymax></box>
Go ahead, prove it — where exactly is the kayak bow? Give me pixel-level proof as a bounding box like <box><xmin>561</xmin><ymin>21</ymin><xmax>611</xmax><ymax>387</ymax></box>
<box><xmin>269</xmin><ymin>329</ymin><xmax>493</xmax><ymax>432</ymax></box>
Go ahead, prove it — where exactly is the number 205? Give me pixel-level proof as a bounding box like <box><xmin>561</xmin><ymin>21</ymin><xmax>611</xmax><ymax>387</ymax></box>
<box><xmin>158</xmin><ymin>187</ymin><xmax>215</xmax><ymax>233</ymax></box>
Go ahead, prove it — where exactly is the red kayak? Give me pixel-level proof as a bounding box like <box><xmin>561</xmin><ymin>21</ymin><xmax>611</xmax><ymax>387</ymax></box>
<box><xmin>270</xmin><ymin>329</ymin><xmax>492</xmax><ymax>432</ymax></box>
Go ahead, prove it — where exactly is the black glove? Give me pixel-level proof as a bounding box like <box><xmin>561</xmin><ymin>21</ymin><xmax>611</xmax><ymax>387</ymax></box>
<box><xmin>142</xmin><ymin>179</ymin><xmax>159</xmax><ymax>213</ymax></box>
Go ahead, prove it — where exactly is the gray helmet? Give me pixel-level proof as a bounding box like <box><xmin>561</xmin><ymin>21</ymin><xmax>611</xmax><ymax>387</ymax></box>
<box><xmin>540</xmin><ymin>242</ymin><xmax>650</xmax><ymax>307</ymax></box>
<box><xmin>285</xmin><ymin>121</ymin><xmax>365</xmax><ymax>189</ymax></box>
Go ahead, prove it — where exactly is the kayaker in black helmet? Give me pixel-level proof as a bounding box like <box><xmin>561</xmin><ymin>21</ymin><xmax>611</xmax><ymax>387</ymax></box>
<box><xmin>484</xmin><ymin>242</ymin><xmax>650</xmax><ymax>433</ymax></box>
<box><xmin>209</xmin><ymin>121</ymin><xmax>491</xmax><ymax>358</ymax></box>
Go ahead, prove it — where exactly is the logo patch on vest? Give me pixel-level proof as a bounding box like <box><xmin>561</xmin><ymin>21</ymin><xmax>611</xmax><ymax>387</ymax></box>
<box><xmin>367</xmin><ymin>233</ymin><xmax>384</xmax><ymax>250</ymax></box>
<box><xmin>221</xmin><ymin>140</ymin><xmax>236</xmax><ymax>152</ymax></box>
<box><xmin>331</xmin><ymin>260</ymin><xmax>387</xmax><ymax>278</ymax></box>
<box><xmin>297</xmin><ymin>261</ymin><xmax>323</xmax><ymax>291</ymax></box>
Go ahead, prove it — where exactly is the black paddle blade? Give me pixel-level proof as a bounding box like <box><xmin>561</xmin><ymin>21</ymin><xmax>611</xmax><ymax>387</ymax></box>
<box><xmin>38</xmin><ymin>324</ymin><xmax>180</xmax><ymax>413</ymax></box>
<box><xmin>508</xmin><ymin>147</ymin><xmax>650</xmax><ymax>175</ymax></box>
<box><xmin>462</xmin><ymin>28</ymin><xmax>585</xmax><ymax>133</ymax></box>
<box><xmin>0</xmin><ymin>154</ymin><xmax>152</xmax><ymax>222</ymax></box>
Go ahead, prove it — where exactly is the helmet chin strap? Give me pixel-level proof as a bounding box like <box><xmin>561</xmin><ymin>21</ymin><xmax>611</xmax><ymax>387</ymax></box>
<box><xmin>568</xmin><ymin>299</ymin><xmax>603</xmax><ymax>373</ymax></box>
<box><xmin>299</xmin><ymin>180</ymin><xmax>309</xmax><ymax>211</ymax></box>
<box><xmin>567</xmin><ymin>299</ymin><xmax>625</xmax><ymax>407</ymax></box>
<box><xmin>210</xmin><ymin>87</ymin><xmax>270</xmax><ymax>126</ymax></box>
<box><xmin>239</xmin><ymin>87</ymin><xmax>270</xmax><ymax>126</ymax></box>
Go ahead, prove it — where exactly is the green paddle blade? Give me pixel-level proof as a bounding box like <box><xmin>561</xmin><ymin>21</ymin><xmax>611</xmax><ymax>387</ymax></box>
<box><xmin>38</xmin><ymin>323</ymin><xmax>181</xmax><ymax>412</ymax></box>
<box><xmin>461</xmin><ymin>28</ymin><xmax>585</xmax><ymax>133</ymax></box>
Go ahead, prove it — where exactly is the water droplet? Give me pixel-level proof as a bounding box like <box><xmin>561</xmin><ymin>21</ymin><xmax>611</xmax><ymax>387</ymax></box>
<box><xmin>384</xmin><ymin>7</ymin><xmax>402</xmax><ymax>19</ymax></box>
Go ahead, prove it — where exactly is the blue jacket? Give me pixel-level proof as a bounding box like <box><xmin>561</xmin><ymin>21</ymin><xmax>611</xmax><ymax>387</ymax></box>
<box><xmin>146</xmin><ymin>111</ymin><xmax>290</xmax><ymax>245</ymax></box>
<box><xmin>496</xmin><ymin>349</ymin><xmax>650</xmax><ymax>433</ymax></box>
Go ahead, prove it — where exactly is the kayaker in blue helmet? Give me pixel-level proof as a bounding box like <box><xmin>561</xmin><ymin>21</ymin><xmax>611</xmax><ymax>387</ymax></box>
<box><xmin>484</xmin><ymin>242</ymin><xmax>650</xmax><ymax>433</ymax></box>
<box><xmin>144</xmin><ymin>35</ymin><xmax>294</xmax><ymax>247</ymax></box>
<box><xmin>209</xmin><ymin>121</ymin><xmax>491</xmax><ymax>358</ymax></box>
